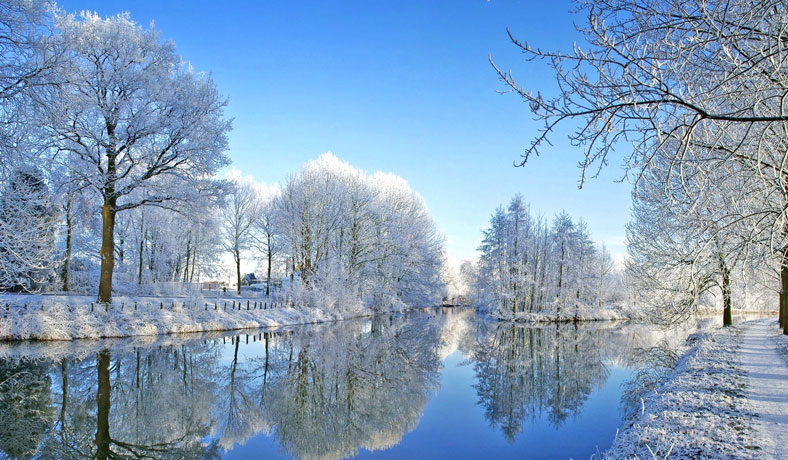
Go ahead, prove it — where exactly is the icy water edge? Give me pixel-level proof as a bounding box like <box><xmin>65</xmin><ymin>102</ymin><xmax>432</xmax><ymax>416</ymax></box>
<box><xmin>0</xmin><ymin>309</ymin><xmax>707</xmax><ymax>460</ymax></box>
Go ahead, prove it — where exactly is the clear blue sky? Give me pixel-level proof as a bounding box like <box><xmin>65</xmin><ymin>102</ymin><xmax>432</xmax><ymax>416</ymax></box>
<box><xmin>57</xmin><ymin>0</ymin><xmax>633</xmax><ymax>263</ymax></box>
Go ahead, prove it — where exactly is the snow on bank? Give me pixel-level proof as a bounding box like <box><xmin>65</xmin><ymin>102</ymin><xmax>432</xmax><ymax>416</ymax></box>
<box><xmin>601</xmin><ymin>324</ymin><xmax>760</xmax><ymax>459</ymax></box>
<box><xmin>0</xmin><ymin>293</ymin><xmax>373</xmax><ymax>341</ymax></box>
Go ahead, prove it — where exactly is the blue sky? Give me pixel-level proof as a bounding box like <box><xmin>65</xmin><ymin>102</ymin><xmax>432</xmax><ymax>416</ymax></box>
<box><xmin>58</xmin><ymin>0</ymin><xmax>633</xmax><ymax>263</ymax></box>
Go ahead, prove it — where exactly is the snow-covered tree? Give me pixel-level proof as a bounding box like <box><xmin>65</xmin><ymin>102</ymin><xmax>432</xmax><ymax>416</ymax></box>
<box><xmin>274</xmin><ymin>154</ymin><xmax>444</xmax><ymax>309</ymax></box>
<box><xmin>41</xmin><ymin>12</ymin><xmax>231</xmax><ymax>302</ymax></box>
<box><xmin>219</xmin><ymin>172</ymin><xmax>263</xmax><ymax>294</ymax></box>
<box><xmin>253</xmin><ymin>185</ymin><xmax>283</xmax><ymax>296</ymax></box>
<box><xmin>0</xmin><ymin>165</ymin><xmax>58</xmax><ymax>291</ymax></box>
<box><xmin>0</xmin><ymin>0</ymin><xmax>59</xmax><ymax>169</ymax></box>
<box><xmin>626</xmin><ymin>156</ymin><xmax>767</xmax><ymax>326</ymax></box>
<box><xmin>495</xmin><ymin>0</ymin><xmax>788</xmax><ymax>330</ymax></box>
<box><xmin>475</xmin><ymin>196</ymin><xmax>617</xmax><ymax>317</ymax></box>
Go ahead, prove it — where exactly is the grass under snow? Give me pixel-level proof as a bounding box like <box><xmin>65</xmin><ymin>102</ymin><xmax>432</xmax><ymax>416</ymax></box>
<box><xmin>601</xmin><ymin>323</ymin><xmax>762</xmax><ymax>459</ymax></box>
<box><xmin>0</xmin><ymin>293</ymin><xmax>370</xmax><ymax>341</ymax></box>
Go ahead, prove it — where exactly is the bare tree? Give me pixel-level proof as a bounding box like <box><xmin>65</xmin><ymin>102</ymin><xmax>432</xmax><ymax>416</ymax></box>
<box><xmin>220</xmin><ymin>175</ymin><xmax>262</xmax><ymax>295</ymax></box>
<box><xmin>253</xmin><ymin>189</ymin><xmax>282</xmax><ymax>296</ymax></box>
<box><xmin>494</xmin><ymin>0</ymin><xmax>788</xmax><ymax>330</ymax></box>
<box><xmin>41</xmin><ymin>12</ymin><xmax>231</xmax><ymax>302</ymax></box>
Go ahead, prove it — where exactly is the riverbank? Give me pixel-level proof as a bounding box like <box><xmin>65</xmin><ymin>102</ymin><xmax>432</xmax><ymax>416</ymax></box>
<box><xmin>0</xmin><ymin>293</ymin><xmax>375</xmax><ymax>341</ymax></box>
<box><xmin>491</xmin><ymin>306</ymin><xmax>774</xmax><ymax>324</ymax></box>
<box><xmin>491</xmin><ymin>303</ymin><xmax>639</xmax><ymax>323</ymax></box>
<box><xmin>602</xmin><ymin>318</ymin><xmax>785</xmax><ymax>459</ymax></box>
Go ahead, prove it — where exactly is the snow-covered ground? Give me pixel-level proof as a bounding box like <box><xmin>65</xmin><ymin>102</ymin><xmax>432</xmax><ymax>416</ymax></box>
<box><xmin>737</xmin><ymin>320</ymin><xmax>788</xmax><ymax>459</ymax></box>
<box><xmin>601</xmin><ymin>319</ymin><xmax>788</xmax><ymax>459</ymax></box>
<box><xmin>0</xmin><ymin>293</ymin><xmax>373</xmax><ymax>341</ymax></box>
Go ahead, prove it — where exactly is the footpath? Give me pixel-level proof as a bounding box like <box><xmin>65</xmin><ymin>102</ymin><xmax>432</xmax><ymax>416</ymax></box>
<box><xmin>738</xmin><ymin>320</ymin><xmax>788</xmax><ymax>460</ymax></box>
<box><xmin>602</xmin><ymin>318</ymin><xmax>788</xmax><ymax>459</ymax></box>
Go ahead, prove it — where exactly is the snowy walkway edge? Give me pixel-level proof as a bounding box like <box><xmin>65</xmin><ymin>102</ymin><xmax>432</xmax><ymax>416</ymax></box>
<box><xmin>738</xmin><ymin>319</ymin><xmax>788</xmax><ymax>460</ymax></box>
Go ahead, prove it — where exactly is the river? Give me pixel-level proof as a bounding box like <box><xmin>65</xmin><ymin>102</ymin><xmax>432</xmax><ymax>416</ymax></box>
<box><xmin>0</xmin><ymin>308</ymin><xmax>715</xmax><ymax>459</ymax></box>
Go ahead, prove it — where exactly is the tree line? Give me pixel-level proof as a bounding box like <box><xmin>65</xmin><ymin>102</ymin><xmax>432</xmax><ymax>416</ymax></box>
<box><xmin>0</xmin><ymin>2</ymin><xmax>444</xmax><ymax>309</ymax></box>
<box><xmin>0</xmin><ymin>3</ymin><xmax>229</xmax><ymax>303</ymax></box>
<box><xmin>220</xmin><ymin>154</ymin><xmax>445</xmax><ymax>309</ymax></box>
<box><xmin>495</xmin><ymin>0</ymin><xmax>784</xmax><ymax>328</ymax></box>
<box><xmin>468</xmin><ymin>194</ymin><xmax>621</xmax><ymax>317</ymax></box>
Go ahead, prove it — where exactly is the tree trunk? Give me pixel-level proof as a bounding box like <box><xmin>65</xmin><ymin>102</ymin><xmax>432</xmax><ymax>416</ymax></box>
<box><xmin>60</xmin><ymin>359</ymin><xmax>68</xmax><ymax>429</ymax></box>
<box><xmin>137</xmin><ymin>216</ymin><xmax>145</xmax><ymax>285</ymax></box>
<box><xmin>183</xmin><ymin>237</ymin><xmax>191</xmax><ymax>283</ymax></box>
<box><xmin>780</xmin><ymin>248</ymin><xmax>788</xmax><ymax>335</ymax></box>
<box><xmin>266</xmin><ymin>243</ymin><xmax>272</xmax><ymax>297</ymax></box>
<box><xmin>189</xmin><ymin>246</ymin><xmax>197</xmax><ymax>283</ymax></box>
<box><xmin>556</xmin><ymin>241</ymin><xmax>565</xmax><ymax>316</ymax></box>
<box><xmin>721</xmin><ymin>259</ymin><xmax>732</xmax><ymax>327</ymax></box>
<box><xmin>62</xmin><ymin>210</ymin><xmax>72</xmax><ymax>292</ymax></box>
<box><xmin>95</xmin><ymin>349</ymin><xmax>111</xmax><ymax>460</ymax></box>
<box><xmin>98</xmin><ymin>200</ymin><xmax>116</xmax><ymax>303</ymax></box>
<box><xmin>235</xmin><ymin>249</ymin><xmax>242</xmax><ymax>295</ymax></box>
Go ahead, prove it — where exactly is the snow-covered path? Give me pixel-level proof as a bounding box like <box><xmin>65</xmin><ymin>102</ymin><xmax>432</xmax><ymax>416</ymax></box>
<box><xmin>739</xmin><ymin>320</ymin><xmax>788</xmax><ymax>459</ymax></box>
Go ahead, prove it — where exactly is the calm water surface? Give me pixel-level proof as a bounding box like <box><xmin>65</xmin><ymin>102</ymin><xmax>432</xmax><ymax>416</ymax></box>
<box><xmin>0</xmin><ymin>309</ymin><xmax>706</xmax><ymax>459</ymax></box>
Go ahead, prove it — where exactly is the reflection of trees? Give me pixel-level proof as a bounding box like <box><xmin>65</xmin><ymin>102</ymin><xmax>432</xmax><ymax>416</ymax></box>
<box><xmin>0</xmin><ymin>312</ymin><xmax>715</xmax><ymax>460</ymax></box>
<box><xmin>0</xmin><ymin>359</ymin><xmax>54</xmax><ymax>459</ymax></box>
<box><xmin>255</xmin><ymin>315</ymin><xmax>443</xmax><ymax>460</ymax></box>
<box><xmin>471</xmin><ymin>322</ymin><xmax>609</xmax><ymax>440</ymax></box>
<box><xmin>35</xmin><ymin>343</ymin><xmax>222</xmax><ymax>460</ymax></box>
<box><xmin>213</xmin><ymin>336</ymin><xmax>266</xmax><ymax>451</ymax></box>
<box><xmin>0</xmin><ymin>314</ymin><xmax>445</xmax><ymax>460</ymax></box>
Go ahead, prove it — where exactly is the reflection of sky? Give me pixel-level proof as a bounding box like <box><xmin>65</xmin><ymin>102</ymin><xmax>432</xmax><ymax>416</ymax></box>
<box><xmin>220</xmin><ymin>350</ymin><xmax>633</xmax><ymax>460</ymax></box>
<box><xmin>350</xmin><ymin>353</ymin><xmax>631</xmax><ymax>460</ymax></box>
<box><xmin>1</xmin><ymin>311</ymin><xmax>727</xmax><ymax>460</ymax></box>
<box><xmin>218</xmin><ymin>431</ymin><xmax>288</xmax><ymax>460</ymax></box>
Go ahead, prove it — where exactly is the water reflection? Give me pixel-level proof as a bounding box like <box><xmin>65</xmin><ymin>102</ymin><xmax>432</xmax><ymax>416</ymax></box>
<box><xmin>0</xmin><ymin>310</ymin><xmax>714</xmax><ymax>460</ymax></box>
<box><xmin>38</xmin><ymin>345</ymin><xmax>222</xmax><ymax>460</ymax></box>
<box><xmin>256</xmin><ymin>315</ymin><xmax>442</xmax><ymax>459</ymax></box>
<box><xmin>0</xmin><ymin>314</ymin><xmax>445</xmax><ymax>460</ymax></box>
<box><xmin>470</xmin><ymin>323</ymin><xmax>609</xmax><ymax>440</ymax></box>
<box><xmin>0</xmin><ymin>359</ymin><xmax>53</xmax><ymax>459</ymax></box>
